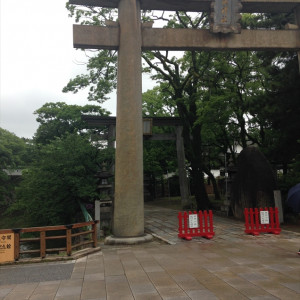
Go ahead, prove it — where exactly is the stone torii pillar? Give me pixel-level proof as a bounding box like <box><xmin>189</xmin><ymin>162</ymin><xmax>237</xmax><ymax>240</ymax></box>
<box><xmin>111</xmin><ymin>0</ymin><xmax>145</xmax><ymax>241</ymax></box>
<box><xmin>71</xmin><ymin>0</ymin><xmax>300</xmax><ymax>243</ymax></box>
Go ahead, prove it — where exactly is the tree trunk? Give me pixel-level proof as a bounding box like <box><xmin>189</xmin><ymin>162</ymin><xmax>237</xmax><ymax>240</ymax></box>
<box><xmin>191</xmin><ymin>166</ymin><xmax>210</xmax><ymax>210</ymax></box>
<box><xmin>205</xmin><ymin>169</ymin><xmax>221</xmax><ymax>200</ymax></box>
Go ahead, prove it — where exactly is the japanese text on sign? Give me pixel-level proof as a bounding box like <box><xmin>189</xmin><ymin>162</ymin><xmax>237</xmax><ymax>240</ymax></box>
<box><xmin>0</xmin><ymin>233</ymin><xmax>14</xmax><ymax>263</ymax></box>
<box><xmin>260</xmin><ymin>211</ymin><xmax>270</xmax><ymax>224</ymax></box>
<box><xmin>221</xmin><ymin>0</ymin><xmax>229</xmax><ymax>24</ymax></box>
<box><xmin>210</xmin><ymin>0</ymin><xmax>242</xmax><ymax>34</ymax></box>
<box><xmin>189</xmin><ymin>214</ymin><xmax>199</xmax><ymax>228</ymax></box>
<box><xmin>214</xmin><ymin>0</ymin><xmax>232</xmax><ymax>25</ymax></box>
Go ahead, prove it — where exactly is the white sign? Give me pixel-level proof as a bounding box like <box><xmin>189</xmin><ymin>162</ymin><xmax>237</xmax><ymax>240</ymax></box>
<box><xmin>260</xmin><ymin>211</ymin><xmax>270</xmax><ymax>224</ymax></box>
<box><xmin>189</xmin><ymin>214</ymin><xmax>199</xmax><ymax>228</ymax></box>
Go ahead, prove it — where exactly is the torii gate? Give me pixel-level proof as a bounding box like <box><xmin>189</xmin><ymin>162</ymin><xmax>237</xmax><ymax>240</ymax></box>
<box><xmin>70</xmin><ymin>0</ymin><xmax>300</xmax><ymax>243</ymax></box>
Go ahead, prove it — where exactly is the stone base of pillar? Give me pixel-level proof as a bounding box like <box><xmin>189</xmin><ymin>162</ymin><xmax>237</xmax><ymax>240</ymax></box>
<box><xmin>104</xmin><ymin>234</ymin><xmax>153</xmax><ymax>245</ymax></box>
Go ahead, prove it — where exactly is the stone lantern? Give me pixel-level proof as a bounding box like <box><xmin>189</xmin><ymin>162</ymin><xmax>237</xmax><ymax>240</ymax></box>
<box><xmin>95</xmin><ymin>166</ymin><xmax>113</xmax><ymax>237</ymax></box>
<box><xmin>96</xmin><ymin>169</ymin><xmax>113</xmax><ymax>201</ymax></box>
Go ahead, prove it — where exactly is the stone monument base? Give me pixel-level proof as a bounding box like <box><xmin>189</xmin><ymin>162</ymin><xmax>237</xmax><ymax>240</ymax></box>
<box><xmin>104</xmin><ymin>234</ymin><xmax>153</xmax><ymax>245</ymax></box>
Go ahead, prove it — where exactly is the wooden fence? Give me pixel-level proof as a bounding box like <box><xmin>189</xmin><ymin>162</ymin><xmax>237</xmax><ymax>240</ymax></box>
<box><xmin>0</xmin><ymin>220</ymin><xmax>99</xmax><ymax>261</ymax></box>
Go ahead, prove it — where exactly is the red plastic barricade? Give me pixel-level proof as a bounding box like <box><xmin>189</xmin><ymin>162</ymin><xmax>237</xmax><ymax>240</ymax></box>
<box><xmin>244</xmin><ymin>207</ymin><xmax>281</xmax><ymax>236</ymax></box>
<box><xmin>178</xmin><ymin>210</ymin><xmax>215</xmax><ymax>240</ymax></box>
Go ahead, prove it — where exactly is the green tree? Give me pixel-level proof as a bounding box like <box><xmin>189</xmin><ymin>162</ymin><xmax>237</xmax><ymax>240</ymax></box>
<box><xmin>141</xmin><ymin>12</ymin><xmax>232</xmax><ymax>208</ymax></box>
<box><xmin>255</xmin><ymin>53</ymin><xmax>300</xmax><ymax>172</ymax></box>
<box><xmin>142</xmin><ymin>87</ymin><xmax>179</xmax><ymax>199</ymax></box>
<box><xmin>4</xmin><ymin>102</ymin><xmax>114</xmax><ymax>226</ymax></box>
<box><xmin>0</xmin><ymin>128</ymin><xmax>32</xmax><ymax>207</ymax></box>
<box><xmin>34</xmin><ymin>102</ymin><xmax>110</xmax><ymax>144</ymax></box>
<box><xmin>64</xmin><ymin>2</ymin><xmax>118</xmax><ymax>102</ymax></box>
<box><xmin>11</xmin><ymin>133</ymin><xmax>110</xmax><ymax>226</ymax></box>
<box><xmin>240</xmin><ymin>13</ymin><xmax>300</xmax><ymax>193</ymax></box>
<box><xmin>0</xmin><ymin>128</ymin><xmax>30</xmax><ymax>168</ymax></box>
<box><xmin>63</xmin><ymin>6</ymin><xmax>297</xmax><ymax>209</ymax></box>
<box><xmin>142</xmin><ymin>86</ymin><xmax>177</xmax><ymax>117</ymax></box>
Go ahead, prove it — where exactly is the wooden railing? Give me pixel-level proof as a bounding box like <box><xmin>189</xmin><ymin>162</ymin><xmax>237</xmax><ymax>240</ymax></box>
<box><xmin>0</xmin><ymin>220</ymin><xmax>99</xmax><ymax>261</ymax></box>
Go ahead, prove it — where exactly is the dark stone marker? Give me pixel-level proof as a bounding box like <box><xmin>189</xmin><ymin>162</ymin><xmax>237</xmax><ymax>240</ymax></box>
<box><xmin>231</xmin><ymin>147</ymin><xmax>277</xmax><ymax>219</ymax></box>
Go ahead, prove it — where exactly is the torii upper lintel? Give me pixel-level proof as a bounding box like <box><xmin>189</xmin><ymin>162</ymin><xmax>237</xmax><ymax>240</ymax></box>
<box><xmin>70</xmin><ymin>0</ymin><xmax>300</xmax><ymax>14</ymax></box>
<box><xmin>72</xmin><ymin>0</ymin><xmax>300</xmax><ymax>51</ymax></box>
<box><xmin>73</xmin><ymin>25</ymin><xmax>300</xmax><ymax>51</ymax></box>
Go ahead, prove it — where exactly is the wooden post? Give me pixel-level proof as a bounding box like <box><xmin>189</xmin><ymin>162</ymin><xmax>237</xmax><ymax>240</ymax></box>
<box><xmin>92</xmin><ymin>221</ymin><xmax>98</xmax><ymax>247</ymax></box>
<box><xmin>13</xmin><ymin>229</ymin><xmax>20</xmax><ymax>261</ymax></box>
<box><xmin>66</xmin><ymin>225</ymin><xmax>73</xmax><ymax>256</ymax></box>
<box><xmin>40</xmin><ymin>231</ymin><xmax>46</xmax><ymax>258</ymax></box>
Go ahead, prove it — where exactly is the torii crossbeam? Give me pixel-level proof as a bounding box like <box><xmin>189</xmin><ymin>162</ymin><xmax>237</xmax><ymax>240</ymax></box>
<box><xmin>70</xmin><ymin>0</ymin><xmax>300</xmax><ymax>243</ymax></box>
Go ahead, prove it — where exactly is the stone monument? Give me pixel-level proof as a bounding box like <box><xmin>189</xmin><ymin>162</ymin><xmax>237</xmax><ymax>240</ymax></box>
<box><xmin>231</xmin><ymin>147</ymin><xmax>278</xmax><ymax>219</ymax></box>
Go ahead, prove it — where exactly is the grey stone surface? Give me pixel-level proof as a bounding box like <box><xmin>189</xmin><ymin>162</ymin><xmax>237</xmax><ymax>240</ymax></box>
<box><xmin>0</xmin><ymin>262</ymin><xmax>74</xmax><ymax>285</ymax></box>
<box><xmin>104</xmin><ymin>234</ymin><xmax>153</xmax><ymax>245</ymax></box>
<box><xmin>1</xmin><ymin>205</ymin><xmax>300</xmax><ymax>300</ymax></box>
<box><xmin>70</xmin><ymin>0</ymin><xmax>300</xmax><ymax>14</ymax></box>
<box><xmin>113</xmin><ymin>0</ymin><xmax>144</xmax><ymax>238</ymax></box>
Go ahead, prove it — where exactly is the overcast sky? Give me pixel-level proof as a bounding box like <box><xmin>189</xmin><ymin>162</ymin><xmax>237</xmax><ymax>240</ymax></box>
<box><xmin>0</xmin><ymin>0</ymin><xmax>155</xmax><ymax>139</ymax></box>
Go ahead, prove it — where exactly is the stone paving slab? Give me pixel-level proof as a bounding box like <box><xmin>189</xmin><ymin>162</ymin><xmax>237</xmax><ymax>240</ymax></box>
<box><xmin>0</xmin><ymin>262</ymin><xmax>75</xmax><ymax>285</ymax></box>
<box><xmin>0</xmin><ymin>205</ymin><xmax>299</xmax><ymax>299</ymax></box>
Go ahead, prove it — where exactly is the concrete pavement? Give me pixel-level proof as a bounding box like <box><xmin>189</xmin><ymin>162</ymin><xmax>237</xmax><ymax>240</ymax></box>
<box><xmin>0</xmin><ymin>204</ymin><xmax>300</xmax><ymax>299</ymax></box>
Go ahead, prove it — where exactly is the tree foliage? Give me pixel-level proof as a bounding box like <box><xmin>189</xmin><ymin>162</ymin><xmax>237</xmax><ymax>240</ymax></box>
<box><xmin>63</xmin><ymin>5</ymin><xmax>300</xmax><ymax>209</ymax></box>
<box><xmin>4</xmin><ymin>102</ymin><xmax>114</xmax><ymax>226</ymax></box>
<box><xmin>10</xmin><ymin>133</ymin><xmax>109</xmax><ymax>226</ymax></box>
<box><xmin>62</xmin><ymin>51</ymin><xmax>118</xmax><ymax>102</ymax></box>
<box><xmin>34</xmin><ymin>102</ymin><xmax>110</xmax><ymax>144</ymax></box>
<box><xmin>0</xmin><ymin>128</ymin><xmax>32</xmax><ymax>207</ymax></box>
<box><xmin>63</xmin><ymin>3</ymin><xmax>118</xmax><ymax>103</ymax></box>
<box><xmin>257</xmin><ymin>54</ymin><xmax>300</xmax><ymax>171</ymax></box>
<box><xmin>0</xmin><ymin>128</ymin><xmax>31</xmax><ymax>169</ymax></box>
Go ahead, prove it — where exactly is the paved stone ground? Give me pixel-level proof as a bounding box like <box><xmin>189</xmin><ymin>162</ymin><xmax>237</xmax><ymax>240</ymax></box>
<box><xmin>144</xmin><ymin>205</ymin><xmax>300</xmax><ymax>244</ymax></box>
<box><xmin>0</xmin><ymin>204</ymin><xmax>299</xmax><ymax>300</ymax></box>
<box><xmin>0</xmin><ymin>261</ymin><xmax>75</xmax><ymax>285</ymax></box>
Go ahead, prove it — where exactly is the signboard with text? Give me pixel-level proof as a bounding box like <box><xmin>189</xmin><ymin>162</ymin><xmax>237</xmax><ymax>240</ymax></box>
<box><xmin>260</xmin><ymin>211</ymin><xmax>270</xmax><ymax>225</ymax></box>
<box><xmin>0</xmin><ymin>233</ymin><xmax>14</xmax><ymax>263</ymax></box>
<box><xmin>189</xmin><ymin>214</ymin><xmax>199</xmax><ymax>228</ymax></box>
<box><xmin>210</xmin><ymin>0</ymin><xmax>242</xmax><ymax>33</ymax></box>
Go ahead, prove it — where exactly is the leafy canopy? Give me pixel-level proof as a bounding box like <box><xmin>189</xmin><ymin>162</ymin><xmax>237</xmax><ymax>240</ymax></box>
<box><xmin>11</xmin><ymin>133</ymin><xmax>109</xmax><ymax>226</ymax></box>
<box><xmin>34</xmin><ymin>102</ymin><xmax>110</xmax><ymax>144</ymax></box>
